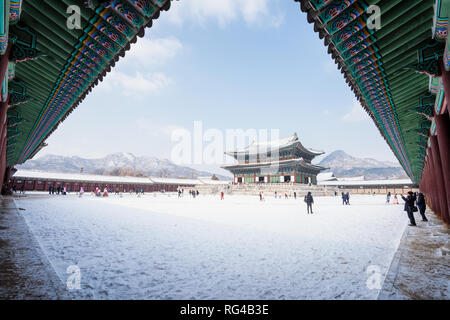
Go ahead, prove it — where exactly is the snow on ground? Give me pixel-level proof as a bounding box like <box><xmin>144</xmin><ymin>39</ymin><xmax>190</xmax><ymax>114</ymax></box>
<box><xmin>15</xmin><ymin>193</ymin><xmax>407</xmax><ymax>299</ymax></box>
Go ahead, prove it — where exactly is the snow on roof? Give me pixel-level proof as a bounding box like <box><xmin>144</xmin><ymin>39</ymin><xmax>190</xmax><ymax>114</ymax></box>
<box><xmin>12</xmin><ymin>170</ymin><xmax>204</xmax><ymax>185</ymax></box>
<box><xmin>13</xmin><ymin>170</ymin><xmax>153</xmax><ymax>184</ymax></box>
<box><xmin>150</xmin><ymin>177</ymin><xmax>200</xmax><ymax>185</ymax></box>
<box><xmin>317</xmin><ymin>172</ymin><xmax>337</xmax><ymax>182</ymax></box>
<box><xmin>197</xmin><ymin>178</ymin><xmax>231</xmax><ymax>185</ymax></box>
<box><xmin>318</xmin><ymin>179</ymin><xmax>413</xmax><ymax>187</ymax></box>
<box><xmin>337</xmin><ymin>176</ymin><xmax>365</xmax><ymax>181</ymax></box>
<box><xmin>226</xmin><ymin>133</ymin><xmax>324</xmax><ymax>156</ymax></box>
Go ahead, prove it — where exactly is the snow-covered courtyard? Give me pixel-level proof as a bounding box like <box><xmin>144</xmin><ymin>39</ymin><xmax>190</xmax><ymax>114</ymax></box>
<box><xmin>14</xmin><ymin>193</ymin><xmax>408</xmax><ymax>299</ymax></box>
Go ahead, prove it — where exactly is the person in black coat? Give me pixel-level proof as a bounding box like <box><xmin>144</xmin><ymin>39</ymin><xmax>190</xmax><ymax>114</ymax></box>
<box><xmin>416</xmin><ymin>192</ymin><xmax>428</xmax><ymax>222</ymax></box>
<box><xmin>305</xmin><ymin>192</ymin><xmax>314</xmax><ymax>214</ymax></box>
<box><xmin>401</xmin><ymin>191</ymin><xmax>417</xmax><ymax>226</ymax></box>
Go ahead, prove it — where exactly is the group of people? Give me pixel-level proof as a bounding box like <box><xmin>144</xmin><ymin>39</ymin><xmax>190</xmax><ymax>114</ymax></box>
<box><xmin>10</xmin><ymin>184</ymin><xmax>25</xmax><ymax>194</ymax></box>
<box><xmin>49</xmin><ymin>185</ymin><xmax>68</xmax><ymax>195</ymax></box>
<box><xmin>386</xmin><ymin>192</ymin><xmax>400</xmax><ymax>204</ymax></box>
<box><xmin>186</xmin><ymin>189</ymin><xmax>199</xmax><ymax>198</ymax></box>
<box><xmin>341</xmin><ymin>192</ymin><xmax>350</xmax><ymax>205</ymax></box>
<box><xmin>401</xmin><ymin>191</ymin><xmax>428</xmax><ymax>226</ymax></box>
<box><xmin>93</xmin><ymin>187</ymin><xmax>109</xmax><ymax>197</ymax></box>
<box><xmin>273</xmin><ymin>191</ymin><xmax>298</xmax><ymax>199</ymax></box>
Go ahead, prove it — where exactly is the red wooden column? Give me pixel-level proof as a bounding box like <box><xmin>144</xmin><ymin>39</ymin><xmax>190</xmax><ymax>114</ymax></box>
<box><xmin>421</xmin><ymin>155</ymin><xmax>429</xmax><ymax>205</ymax></box>
<box><xmin>435</xmin><ymin>112</ymin><xmax>450</xmax><ymax>222</ymax></box>
<box><xmin>427</xmin><ymin>151</ymin><xmax>440</xmax><ymax>214</ymax></box>
<box><xmin>430</xmin><ymin>135</ymin><xmax>449</xmax><ymax>223</ymax></box>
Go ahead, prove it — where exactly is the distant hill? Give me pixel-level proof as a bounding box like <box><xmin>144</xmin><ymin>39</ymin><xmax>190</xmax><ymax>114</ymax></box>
<box><xmin>17</xmin><ymin>152</ymin><xmax>231</xmax><ymax>180</ymax></box>
<box><xmin>318</xmin><ymin>150</ymin><xmax>408</xmax><ymax>180</ymax></box>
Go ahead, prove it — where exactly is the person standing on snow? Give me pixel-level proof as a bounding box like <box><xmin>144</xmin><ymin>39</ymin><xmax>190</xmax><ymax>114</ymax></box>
<box><xmin>386</xmin><ymin>192</ymin><xmax>391</xmax><ymax>204</ymax></box>
<box><xmin>393</xmin><ymin>194</ymin><xmax>399</xmax><ymax>204</ymax></box>
<box><xmin>401</xmin><ymin>191</ymin><xmax>417</xmax><ymax>226</ymax></box>
<box><xmin>416</xmin><ymin>192</ymin><xmax>428</xmax><ymax>222</ymax></box>
<box><xmin>304</xmin><ymin>192</ymin><xmax>314</xmax><ymax>214</ymax></box>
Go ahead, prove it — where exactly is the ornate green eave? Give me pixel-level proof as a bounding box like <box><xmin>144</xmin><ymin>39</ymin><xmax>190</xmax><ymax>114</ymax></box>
<box><xmin>296</xmin><ymin>0</ymin><xmax>447</xmax><ymax>183</ymax></box>
<box><xmin>2</xmin><ymin>0</ymin><xmax>170</xmax><ymax>166</ymax></box>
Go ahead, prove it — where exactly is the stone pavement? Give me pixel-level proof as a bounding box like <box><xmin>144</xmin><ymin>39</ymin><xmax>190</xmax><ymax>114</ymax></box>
<box><xmin>379</xmin><ymin>209</ymin><xmax>450</xmax><ymax>300</ymax></box>
<box><xmin>0</xmin><ymin>196</ymin><xmax>72</xmax><ymax>299</ymax></box>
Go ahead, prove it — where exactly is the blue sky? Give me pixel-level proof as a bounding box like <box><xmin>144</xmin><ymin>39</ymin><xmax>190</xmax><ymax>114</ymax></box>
<box><xmin>38</xmin><ymin>0</ymin><xmax>399</xmax><ymax>176</ymax></box>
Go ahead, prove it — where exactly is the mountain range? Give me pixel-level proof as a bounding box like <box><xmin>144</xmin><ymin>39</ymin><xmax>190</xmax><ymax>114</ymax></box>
<box><xmin>17</xmin><ymin>150</ymin><xmax>408</xmax><ymax>181</ymax></box>
<box><xmin>317</xmin><ymin>150</ymin><xmax>407</xmax><ymax>180</ymax></box>
<box><xmin>17</xmin><ymin>152</ymin><xmax>231</xmax><ymax>180</ymax></box>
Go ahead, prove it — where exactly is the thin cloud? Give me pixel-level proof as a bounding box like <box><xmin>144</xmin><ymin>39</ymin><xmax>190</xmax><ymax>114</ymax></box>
<box><xmin>322</xmin><ymin>109</ymin><xmax>331</xmax><ymax>117</ymax></box>
<box><xmin>101</xmin><ymin>70</ymin><xmax>173</xmax><ymax>96</ymax></box>
<box><xmin>135</xmin><ymin>118</ymin><xmax>187</xmax><ymax>138</ymax></box>
<box><xmin>342</xmin><ymin>98</ymin><xmax>370</xmax><ymax>122</ymax></box>
<box><xmin>126</xmin><ymin>37</ymin><xmax>183</xmax><ymax>68</ymax></box>
<box><xmin>97</xmin><ymin>36</ymin><xmax>182</xmax><ymax>96</ymax></box>
<box><xmin>167</xmin><ymin>0</ymin><xmax>284</xmax><ymax>28</ymax></box>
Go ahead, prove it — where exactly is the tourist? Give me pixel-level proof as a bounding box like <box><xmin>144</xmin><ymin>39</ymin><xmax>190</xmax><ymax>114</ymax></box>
<box><xmin>304</xmin><ymin>192</ymin><xmax>314</xmax><ymax>214</ymax></box>
<box><xmin>294</xmin><ymin>191</ymin><xmax>297</xmax><ymax>200</ymax></box>
<box><xmin>392</xmin><ymin>194</ymin><xmax>399</xmax><ymax>204</ymax></box>
<box><xmin>285</xmin><ymin>192</ymin><xmax>288</xmax><ymax>199</ymax></box>
<box><xmin>341</xmin><ymin>192</ymin><xmax>346</xmax><ymax>205</ymax></box>
<box><xmin>178</xmin><ymin>190</ymin><xmax>182</xmax><ymax>198</ymax></box>
<box><xmin>416</xmin><ymin>192</ymin><xmax>428</xmax><ymax>222</ymax></box>
<box><xmin>346</xmin><ymin>192</ymin><xmax>350</xmax><ymax>205</ymax></box>
<box><xmin>386</xmin><ymin>192</ymin><xmax>391</xmax><ymax>204</ymax></box>
<box><xmin>274</xmin><ymin>191</ymin><xmax>277</xmax><ymax>199</ymax></box>
<box><xmin>220</xmin><ymin>191</ymin><xmax>224</xmax><ymax>200</ymax></box>
<box><xmin>63</xmin><ymin>186</ymin><xmax>67</xmax><ymax>195</ymax></box>
<box><xmin>401</xmin><ymin>191</ymin><xmax>417</xmax><ymax>226</ymax></box>
<box><xmin>79</xmin><ymin>186</ymin><xmax>84</xmax><ymax>197</ymax></box>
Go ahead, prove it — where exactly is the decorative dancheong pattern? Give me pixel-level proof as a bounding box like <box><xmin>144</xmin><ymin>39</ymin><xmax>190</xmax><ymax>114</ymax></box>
<box><xmin>17</xmin><ymin>0</ymin><xmax>167</xmax><ymax>164</ymax></box>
